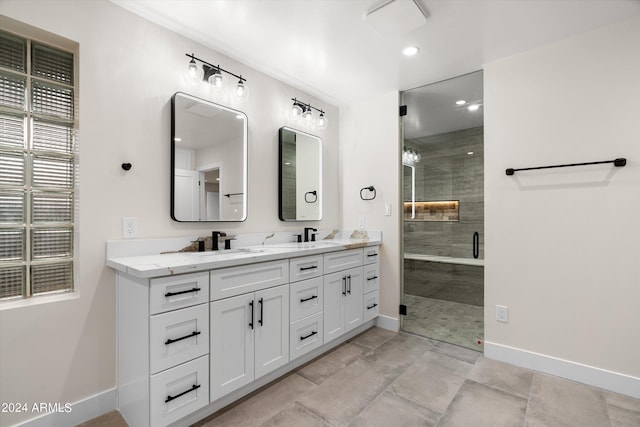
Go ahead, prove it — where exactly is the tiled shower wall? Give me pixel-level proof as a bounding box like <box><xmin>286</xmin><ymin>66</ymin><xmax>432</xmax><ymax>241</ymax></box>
<box><xmin>404</xmin><ymin>126</ymin><xmax>484</xmax><ymax>259</ymax></box>
<box><xmin>403</xmin><ymin>127</ymin><xmax>484</xmax><ymax>304</ymax></box>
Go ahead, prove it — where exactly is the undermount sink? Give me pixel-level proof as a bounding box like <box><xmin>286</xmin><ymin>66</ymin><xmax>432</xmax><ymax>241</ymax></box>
<box><xmin>168</xmin><ymin>247</ymin><xmax>265</xmax><ymax>259</ymax></box>
<box><xmin>264</xmin><ymin>241</ymin><xmax>341</xmax><ymax>249</ymax></box>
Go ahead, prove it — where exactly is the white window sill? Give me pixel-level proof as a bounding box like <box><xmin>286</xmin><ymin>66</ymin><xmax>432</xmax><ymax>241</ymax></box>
<box><xmin>0</xmin><ymin>291</ymin><xmax>79</xmax><ymax>311</ymax></box>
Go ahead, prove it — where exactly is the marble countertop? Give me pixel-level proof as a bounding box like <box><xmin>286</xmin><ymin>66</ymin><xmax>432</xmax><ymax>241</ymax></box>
<box><xmin>107</xmin><ymin>236</ymin><xmax>381</xmax><ymax>279</ymax></box>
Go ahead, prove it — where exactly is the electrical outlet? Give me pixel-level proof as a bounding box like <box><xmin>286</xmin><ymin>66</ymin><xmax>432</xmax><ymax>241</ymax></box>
<box><xmin>358</xmin><ymin>215</ymin><xmax>366</xmax><ymax>229</ymax></box>
<box><xmin>122</xmin><ymin>217</ymin><xmax>138</xmax><ymax>239</ymax></box>
<box><xmin>384</xmin><ymin>203</ymin><xmax>392</xmax><ymax>216</ymax></box>
<box><xmin>496</xmin><ymin>305</ymin><xmax>509</xmax><ymax>323</ymax></box>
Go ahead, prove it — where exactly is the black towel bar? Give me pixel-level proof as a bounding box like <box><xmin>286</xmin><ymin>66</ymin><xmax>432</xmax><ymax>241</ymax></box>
<box><xmin>506</xmin><ymin>158</ymin><xmax>626</xmax><ymax>176</ymax></box>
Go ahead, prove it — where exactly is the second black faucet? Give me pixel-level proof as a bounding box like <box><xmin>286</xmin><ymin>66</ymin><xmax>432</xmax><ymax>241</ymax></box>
<box><xmin>304</xmin><ymin>227</ymin><xmax>318</xmax><ymax>242</ymax></box>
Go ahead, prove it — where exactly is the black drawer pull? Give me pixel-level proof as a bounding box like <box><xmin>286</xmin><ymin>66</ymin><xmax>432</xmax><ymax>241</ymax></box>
<box><xmin>300</xmin><ymin>295</ymin><xmax>318</xmax><ymax>303</ymax></box>
<box><xmin>299</xmin><ymin>265</ymin><xmax>318</xmax><ymax>271</ymax></box>
<box><xmin>367</xmin><ymin>276</ymin><xmax>378</xmax><ymax>281</ymax></box>
<box><xmin>367</xmin><ymin>303</ymin><xmax>378</xmax><ymax>310</ymax></box>
<box><xmin>165</xmin><ymin>384</ymin><xmax>201</xmax><ymax>403</ymax></box>
<box><xmin>164</xmin><ymin>287</ymin><xmax>201</xmax><ymax>298</ymax></box>
<box><xmin>367</xmin><ymin>253</ymin><xmax>378</xmax><ymax>257</ymax></box>
<box><xmin>165</xmin><ymin>331</ymin><xmax>201</xmax><ymax>345</ymax></box>
<box><xmin>300</xmin><ymin>330</ymin><xmax>318</xmax><ymax>341</ymax></box>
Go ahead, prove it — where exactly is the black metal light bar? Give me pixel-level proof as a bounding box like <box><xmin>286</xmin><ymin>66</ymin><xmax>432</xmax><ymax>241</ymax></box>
<box><xmin>186</xmin><ymin>53</ymin><xmax>246</xmax><ymax>82</ymax></box>
<box><xmin>506</xmin><ymin>158</ymin><xmax>626</xmax><ymax>176</ymax></box>
<box><xmin>291</xmin><ymin>98</ymin><xmax>325</xmax><ymax>115</ymax></box>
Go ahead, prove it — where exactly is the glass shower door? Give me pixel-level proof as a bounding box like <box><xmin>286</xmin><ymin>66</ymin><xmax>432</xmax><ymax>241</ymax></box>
<box><xmin>400</xmin><ymin>71</ymin><xmax>485</xmax><ymax>351</ymax></box>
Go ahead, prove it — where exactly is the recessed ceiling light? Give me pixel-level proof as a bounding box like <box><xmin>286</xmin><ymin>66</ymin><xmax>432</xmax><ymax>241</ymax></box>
<box><xmin>402</xmin><ymin>46</ymin><xmax>419</xmax><ymax>56</ymax></box>
<box><xmin>468</xmin><ymin>104</ymin><xmax>480</xmax><ymax>111</ymax></box>
<box><xmin>174</xmin><ymin>137</ymin><xmax>182</xmax><ymax>142</ymax></box>
<box><xmin>456</xmin><ymin>100</ymin><xmax>466</xmax><ymax>105</ymax></box>
<box><xmin>467</xmin><ymin>151</ymin><xmax>474</xmax><ymax>155</ymax></box>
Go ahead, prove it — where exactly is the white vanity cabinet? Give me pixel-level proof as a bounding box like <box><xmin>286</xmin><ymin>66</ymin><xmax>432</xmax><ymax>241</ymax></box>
<box><xmin>117</xmin><ymin>271</ymin><xmax>210</xmax><ymax>427</ymax></box>
<box><xmin>323</xmin><ymin>249</ymin><xmax>366</xmax><ymax>343</ymax></box>
<box><xmin>111</xmin><ymin>240</ymin><xmax>381</xmax><ymax>427</ymax></box>
<box><xmin>288</xmin><ymin>254</ymin><xmax>325</xmax><ymax>360</ymax></box>
<box><xmin>363</xmin><ymin>246</ymin><xmax>380</xmax><ymax>322</ymax></box>
<box><xmin>209</xmin><ymin>260</ymin><xmax>290</xmax><ymax>402</ymax></box>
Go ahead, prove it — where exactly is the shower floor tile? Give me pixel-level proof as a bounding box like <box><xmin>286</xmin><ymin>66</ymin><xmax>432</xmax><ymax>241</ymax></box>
<box><xmin>403</xmin><ymin>294</ymin><xmax>484</xmax><ymax>351</ymax></box>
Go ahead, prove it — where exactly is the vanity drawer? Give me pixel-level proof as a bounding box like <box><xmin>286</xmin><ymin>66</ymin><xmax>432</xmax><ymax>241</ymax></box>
<box><xmin>324</xmin><ymin>248</ymin><xmax>363</xmax><ymax>274</ymax></box>
<box><xmin>289</xmin><ymin>255</ymin><xmax>323</xmax><ymax>282</ymax></box>
<box><xmin>150</xmin><ymin>355</ymin><xmax>209</xmax><ymax>427</ymax></box>
<box><xmin>150</xmin><ymin>272</ymin><xmax>209</xmax><ymax>315</ymax></box>
<box><xmin>210</xmin><ymin>259</ymin><xmax>289</xmax><ymax>301</ymax></box>
<box><xmin>363</xmin><ymin>263</ymin><xmax>379</xmax><ymax>294</ymax></box>
<box><xmin>363</xmin><ymin>246</ymin><xmax>380</xmax><ymax>265</ymax></box>
<box><xmin>290</xmin><ymin>312</ymin><xmax>324</xmax><ymax>361</ymax></box>
<box><xmin>150</xmin><ymin>304</ymin><xmax>209</xmax><ymax>374</ymax></box>
<box><xmin>290</xmin><ymin>277</ymin><xmax>323</xmax><ymax>322</ymax></box>
<box><xmin>363</xmin><ymin>291</ymin><xmax>379</xmax><ymax>323</ymax></box>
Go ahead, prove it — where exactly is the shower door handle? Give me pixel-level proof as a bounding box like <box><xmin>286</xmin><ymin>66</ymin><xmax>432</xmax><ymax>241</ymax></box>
<box><xmin>473</xmin><ymin>232</ymin><xmax>479</xmax><ymax>259</ymax></box>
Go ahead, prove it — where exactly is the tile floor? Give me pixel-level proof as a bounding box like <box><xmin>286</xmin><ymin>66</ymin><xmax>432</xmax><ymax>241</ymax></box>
<box><xmin>403</xmin><ymin>294</ymin><xmax>484</xmax><ymax>351</ymax></box>
<box><xmin>81</xmin><ymin>327</ymin><xmax>640</xmax><ymax>427</ymax></box>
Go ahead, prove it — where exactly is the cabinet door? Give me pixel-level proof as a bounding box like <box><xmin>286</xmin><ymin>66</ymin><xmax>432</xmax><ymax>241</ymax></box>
<box><xmin>323</xmin><ymin>271</ymin><xmax>346</xmax><ymax>343</ymax></box>
<box><xmin>210</xmin><ymin>294</ymin><xmax>254</xmax><ymax>401</ymax></box>
<box><xmin>254</xmin><ymin>284</ymin><xmax>289</xmax><ymax>379</ymax></box>
<box><xmin>344</xmin><ymin>267</ymin><xmax>364</xmax><ymax>332</ymax></box>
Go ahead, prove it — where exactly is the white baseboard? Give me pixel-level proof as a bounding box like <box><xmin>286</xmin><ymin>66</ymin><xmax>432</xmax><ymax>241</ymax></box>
<box><xmin>13</xmin><ymin>387</ymin><xmax>117</xmax><ymax>427</ymax></box>
<box><xmin>375</xmin><ymin>314</ymin><xmax>399</xmax><ymax>332</ymax></box>
<box><xmin>484</xmin><ymin>341</ymin><xmax>640</xmax><ymax>399</ymax></box>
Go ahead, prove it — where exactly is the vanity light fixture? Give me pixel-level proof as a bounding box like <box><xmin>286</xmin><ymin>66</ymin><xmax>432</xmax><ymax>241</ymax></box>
<box><xmin>291</xmin><ymin>98</ymin><xmax>328</xmax><ymax>129</ymax></box>
<box><xmin>402</xmin><ymin>148</ymin><xmax>421</xmax><ymax>165</ymax></box>
<box><xmin>185</xmin><ymin>53</ymin><xmax>248</xmax><ymax>98</ymax></box>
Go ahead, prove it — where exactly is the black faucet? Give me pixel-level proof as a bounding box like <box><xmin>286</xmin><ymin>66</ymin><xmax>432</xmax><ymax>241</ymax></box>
<box><xmin>211</xmin><ymin>231</ymin><xmax>226</xmax><ymax>251</ymax></box>
<box><xmin>304</xmin><ymin>227</ymin><xmax>318</xmax><ymax>242</ymax></box>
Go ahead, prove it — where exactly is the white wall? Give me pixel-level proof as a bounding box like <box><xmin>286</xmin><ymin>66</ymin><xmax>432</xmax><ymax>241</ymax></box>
<box><xmin>484</xmin><ymin>16</ymin><xmax>640</xmax><ymax>392</ymax></box>
<box><xmin>339</xmin><ymin>91</ymin><xmax>401</xmax><ymax>327</ymax></box>
<box><xmin>0</xmin><ymin>1</ymin><xmax>339</xmax><ymax>425</ymax></box>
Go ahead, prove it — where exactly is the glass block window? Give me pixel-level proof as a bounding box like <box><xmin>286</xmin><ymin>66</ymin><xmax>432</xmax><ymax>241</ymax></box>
<box><xmin>0</xmin><ymin>29</ymin><xmax>76</xmax><ymax>300</ymax></box>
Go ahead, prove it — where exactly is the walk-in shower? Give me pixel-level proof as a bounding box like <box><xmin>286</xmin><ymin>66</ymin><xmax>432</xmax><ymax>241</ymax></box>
<box><xmin>401</xmin><ymin>71</ymin><xmax>484</xmax><ymax>351</ymax></box>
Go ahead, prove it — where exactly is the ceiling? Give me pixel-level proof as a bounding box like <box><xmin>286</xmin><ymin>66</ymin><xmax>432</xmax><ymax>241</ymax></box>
<box><xmin>113</xmin><ymin>0</ymin><xmax>640</xmax><ymax>107</ymax></box>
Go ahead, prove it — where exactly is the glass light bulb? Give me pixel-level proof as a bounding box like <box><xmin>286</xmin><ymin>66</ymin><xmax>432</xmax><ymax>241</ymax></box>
<box><xmin>188</xmin><ymin>58</ymin><xmax>198</xmax><ymax>77</ymax></box>
<box><xmin>317</xmin><ymin>112</ymin><xmax>328</xmax><ymax>129</ymax></box>
<box><xmin>209</xmin><ymin>71</ymin><xmax>223</xmax><ymax>88</ymax></box>
<box><xmin>235</xmin><ymin>78</ymin><xmax>249</xmax><ymax>99</ymax></box>
<box><xmin>302</xmin><ymin>107</ymin><xmax>312</xmax><ymax>121</ymax></box>
<box><xmin>292</xmin><ymin>103</ymin><xmax>303</xmax><ymax>118</ymax></box>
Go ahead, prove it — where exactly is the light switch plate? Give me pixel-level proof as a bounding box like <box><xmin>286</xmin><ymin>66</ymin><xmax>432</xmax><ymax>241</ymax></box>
<box><xmin>496</xmin><ymin>305</ymin><xmax>509</xmax><ymax>323</ymax></box>
<box><xmin>384</xmin><ymin>204</ymin><xmax>392</xmax><ymax>216</ymax></box>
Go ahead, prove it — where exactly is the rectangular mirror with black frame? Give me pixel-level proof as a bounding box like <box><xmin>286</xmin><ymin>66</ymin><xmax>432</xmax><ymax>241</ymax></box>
<box><xmin>171</xmin><ymin>92</ymin><xmax>248</xmax><ymax>221</ymax></box>
<box><xmin>278</xmin><ymin>126</ymin><xmax>322</xmax><ymax>221</ymax></box>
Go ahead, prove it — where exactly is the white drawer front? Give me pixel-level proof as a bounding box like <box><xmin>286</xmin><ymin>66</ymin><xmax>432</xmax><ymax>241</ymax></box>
<box><xmin>289</xmin><ymin>255</ymin><xmax>323</xmax><ymax>283</ymax></box>
<box><xmin>150</xmin><ymin>304</ymin><xmax>209</xmax><ymax>374</ymax></box>
<box><xmin>363</xmin><ymin>263</ymin><xmax>379</xmax><ymax>294</ymax></box>
<box><xmin>323</xmin><ymin>248</ymin><xmax>363</xmax><ymax>274</ymax></box>
<box><xmin>150</xmin><ymin>355</ymin><xmax>209</xmax><ymax>427</ymax></box>
<box><xmin>290</xmin><ymin>312</ymin><xmax>324</xmax><ymax>360</ymax></box>
<box><xmin>363</xmin><ymin>291</ymin><xmax>379</xmax><ymax>323</ymax></box>
<box><xmin>150</xmin><ymin>272</ymin><xmax>209</xmax><ymax>315</ymax></box>
<box><xmin>210</xmin><ymin>260</ymin><xmax>289</xmax><ymax>301</ymax></box>
<box><xmin>290</xmin><ymin>277</ymin><xmax>323</xmax><ymax>322</ymax></box>
<box><xmin>363</xmin><ymin>246</ymin><xmax>380</xmax><ymax>265</ymax></box>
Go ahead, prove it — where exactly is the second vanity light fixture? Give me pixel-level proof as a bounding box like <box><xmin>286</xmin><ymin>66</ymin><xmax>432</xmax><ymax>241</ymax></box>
<box><xmin>186</xmin><ymin>53</ymin><xmax>248</xmax><ymax>98</ymax></box>
<box><xmin>291</xmin><ymin>98</ymin><xmax>328</xmax><ymax>129</ymax></box>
